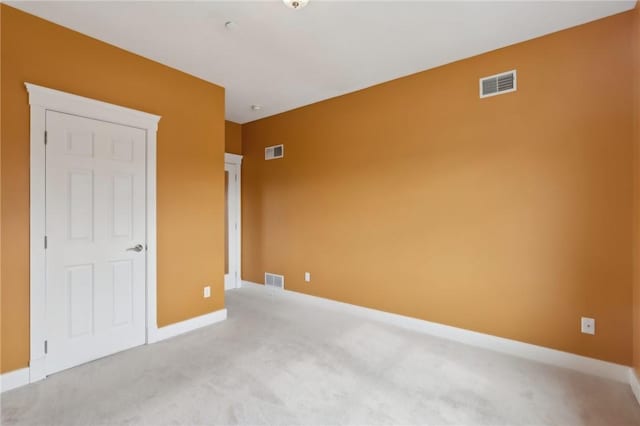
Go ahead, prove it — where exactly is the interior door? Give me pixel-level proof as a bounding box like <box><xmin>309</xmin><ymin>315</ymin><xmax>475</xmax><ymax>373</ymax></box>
<box><xmin>224</xmin><ymin>162</ymin><xmax>240</xmax><ymax>290</ymax></box>
<box><xmin>45</xmin><ymin>110</ymin><xmax>147</xmax><ymax>375</ymax></box>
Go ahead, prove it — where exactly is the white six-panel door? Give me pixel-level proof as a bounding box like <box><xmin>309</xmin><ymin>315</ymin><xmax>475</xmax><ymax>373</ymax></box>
<box><xmin>45</xmin><ymin>110</ymin><xmax>147</xmax><ymax>375</ymax></box>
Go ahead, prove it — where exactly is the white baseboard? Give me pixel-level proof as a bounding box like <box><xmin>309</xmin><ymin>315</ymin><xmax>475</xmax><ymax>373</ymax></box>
<box><xmin>148</xmin><ymin>308</ymin><xmax>227</xmax><ymax>343</ymax></box>
<box><xmin>241</xmin><ymin>280</ymin><xmax>630</xmax><ymax>384</ymax></box>
<box><xmin>630</xmin><ymin>369</ymin><xmax>640</xmax><ymax>405</ymax></box>
<box><xmin>0</xmin><ymin>367</ymin><xmax>30</xmax><ymax>393</ymax></box>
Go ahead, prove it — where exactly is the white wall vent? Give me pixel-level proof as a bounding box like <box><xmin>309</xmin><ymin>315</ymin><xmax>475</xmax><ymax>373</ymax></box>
<box><xmin>265</xmin><ymin>272</ymin><xmax>284</xmax><ymax>289</ymax></box>
<box><xmin>265</xmin><ymin>144</ymin><xmax>284</xmax><ymax>160</ymax></box>
<box><xmin>480</xmin><ymin>70</ymin><xmax>517</xmax><ymax>98</ymax></box>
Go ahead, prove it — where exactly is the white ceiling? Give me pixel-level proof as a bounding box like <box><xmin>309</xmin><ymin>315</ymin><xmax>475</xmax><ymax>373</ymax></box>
<box><xmin>8</xmin><ymin>0</ymin><xmax>636</xmax><ymax>123</ymax></box>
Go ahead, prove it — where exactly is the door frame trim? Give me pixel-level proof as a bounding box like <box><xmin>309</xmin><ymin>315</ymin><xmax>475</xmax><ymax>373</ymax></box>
<box><xmin>224</xmin><ymin>153</ymin><xmax>243</xmax><ymax>290</ymax></box>
<box><xmin>26</xmin><ymin>83</ymin><xmax>161</xmax><ymax>382</ymax></box>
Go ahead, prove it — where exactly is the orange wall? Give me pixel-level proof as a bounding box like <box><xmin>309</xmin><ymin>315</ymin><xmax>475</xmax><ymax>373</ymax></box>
<box><xmin>242</xmin><ymin>11</ymin><xmax>636</xmax><ymax>365</ymax></box>
<box><xmin>0</xmin><ymin>4</ymin><xmax>4</xmax><ymax>374</ymax></box>
<box><xmin>1</xmin><ymin>5</ymin><xmax>226</xmax><ymax>373</ymax></box>
<box><xmin>633</xmin><ymin>2</ymin><xmax>640</xmax><ymax>375</ymax></box>
<box><xmin>225</xmin><ymin>121</ymin><xmax>242</xmax><ymax>155</ymax></box>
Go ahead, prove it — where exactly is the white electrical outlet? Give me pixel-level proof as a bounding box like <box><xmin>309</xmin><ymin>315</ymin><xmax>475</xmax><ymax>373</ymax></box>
<box><xmin>305</xmin><ymin>272</ymin><xmax>311</xmax><ymax>282</ymax></box>
<box><xmin>204</xmin><ymin>286</ymin><xmax>211</xmax><ymax>298</ymax></box>
<box><xmin>581</xmin><ymin>317</ymin><xmax>595</xmax><ymax>335</ymax></box>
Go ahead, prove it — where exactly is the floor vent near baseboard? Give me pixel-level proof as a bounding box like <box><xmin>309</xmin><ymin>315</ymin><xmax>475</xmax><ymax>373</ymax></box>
<box><xmin>265</xmin><ymin>272</ymin><xmax>284</xmax><ymax>289</ymax></box>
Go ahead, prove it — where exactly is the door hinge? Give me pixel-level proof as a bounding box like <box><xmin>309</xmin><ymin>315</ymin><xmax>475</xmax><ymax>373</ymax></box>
<box><xmin>235</xmin><ymin>174</ymin><xmax>238</xmax><ymax>183</ymax></box>
<box><xmin>44</xmin><ymin>236</ymin><xmax>48</xmax><ymax>249</ymax></box>
<box><xmin>44</xmin><ymin>340</ymin><xmax>48</xmax><ymax>354</ymax></box>
<box><xmin>44</xmin><ymin>131</ymin><xmax>48</xmax><ymax>145</ymax></box>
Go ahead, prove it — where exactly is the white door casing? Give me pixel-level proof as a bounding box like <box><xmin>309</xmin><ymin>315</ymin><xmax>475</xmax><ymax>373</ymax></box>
<box><xmin>45</xmin><ymin>111</ymin><xmax>147</xmax><ymax>375</ymax></box>
<box><xmin>27</xmin><ymin>83</ymin><xmax>160</xmax><ymax>382</ymax></box>
<box><xmin>224</xmin><ymin>153</ymin><xmax>242</xmax><ymax>290</ymax></box>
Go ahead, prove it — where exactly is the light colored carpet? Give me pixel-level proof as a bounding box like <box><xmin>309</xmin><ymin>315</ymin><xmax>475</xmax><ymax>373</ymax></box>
<box><xmin>1</xmin><ymin>286</ymin><xmax>639</xmax><ymax>426</ymax></box>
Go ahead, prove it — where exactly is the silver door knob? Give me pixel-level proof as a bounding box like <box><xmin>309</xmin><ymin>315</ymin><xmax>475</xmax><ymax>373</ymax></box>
<box><xmin>127</xmin><ymin>244</ymin><xmax>144</xmax><ymax>252</ymax></box>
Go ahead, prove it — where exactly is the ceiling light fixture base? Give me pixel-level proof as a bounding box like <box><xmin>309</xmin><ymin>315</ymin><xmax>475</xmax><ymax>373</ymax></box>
<box><xmin>283</xmin><ymin>0</ymin><xmax>309</xmax><ymax>10</ymax></box>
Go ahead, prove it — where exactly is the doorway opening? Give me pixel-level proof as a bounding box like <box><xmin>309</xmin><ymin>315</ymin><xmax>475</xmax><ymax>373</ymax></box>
<box><xmin>224</xmin><ymin>153</ymin><xmax>242</xmax><ymax>290</ymax></box>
